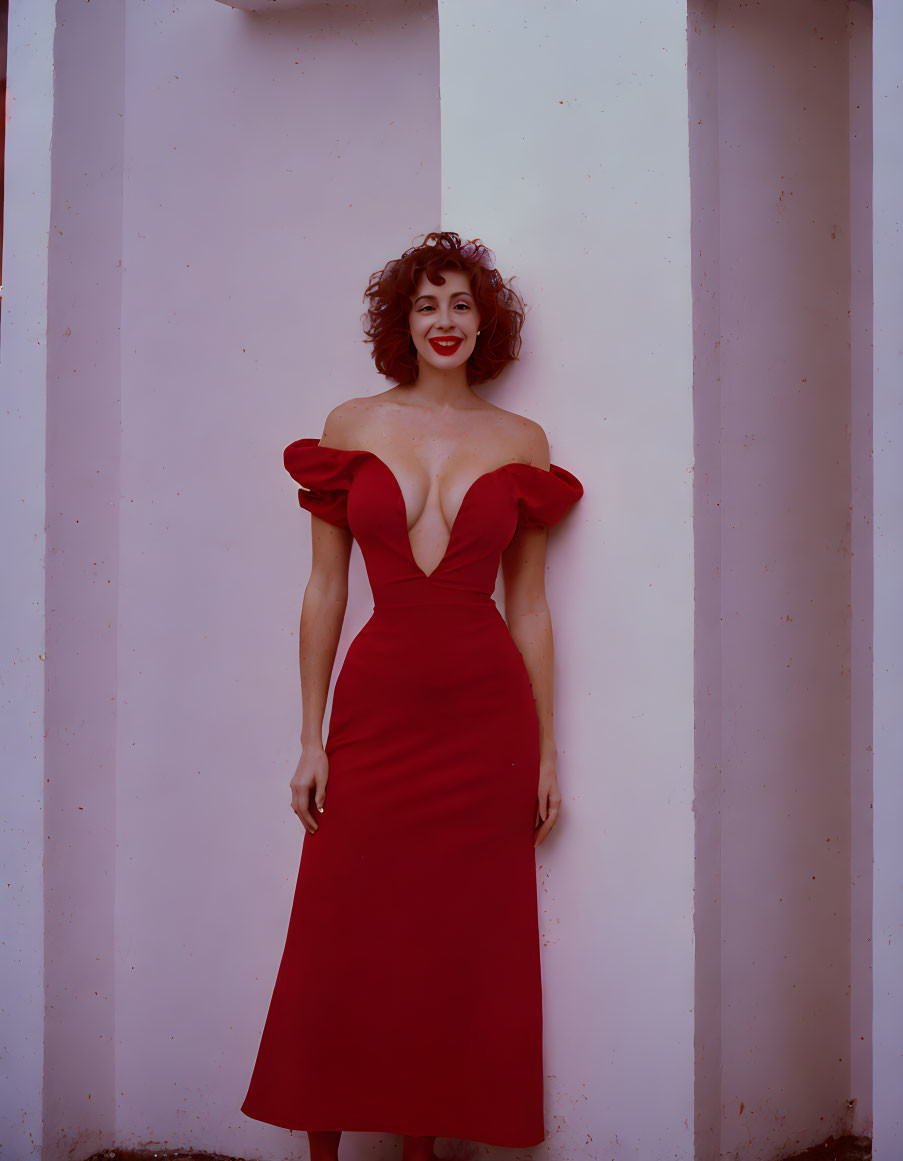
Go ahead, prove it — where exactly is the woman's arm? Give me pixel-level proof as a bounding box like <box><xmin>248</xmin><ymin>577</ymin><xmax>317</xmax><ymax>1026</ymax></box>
<box><xmin>500</xmin><ymin>418</ymin><xmax>562</xmax><ymax>847</ymax></box>
<box><xmin>501</xmin><ymin>523</ymin><xmax>561</xmax><ymax>847</ymax></box>
<box><xmin>290</xmin><ymin>513</ymin><xmax>353</xmax><ymax>835</ymax></box>
<box><xmin>290</xmin><ymin>402</ymin><xmax>362</xmax><ymax>833</ymax></box>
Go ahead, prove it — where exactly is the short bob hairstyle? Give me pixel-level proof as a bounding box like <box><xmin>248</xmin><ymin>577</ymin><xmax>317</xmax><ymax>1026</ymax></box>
<box><xmin>363</xmin><ymin>231</ymin><xmax>525</xmax><ymax>387</ymax></box>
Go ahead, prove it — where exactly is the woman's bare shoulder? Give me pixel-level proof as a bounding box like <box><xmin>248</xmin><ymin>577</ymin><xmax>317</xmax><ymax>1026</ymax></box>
<box><xmin>485</xmin><ymin>403</ymin><xmax>550</xmax><ymax>470</ymax></box>
<box><xmin>320</xmin><ymin>393</ymin><xmax>390</xmax><ymax>450</ymax></box>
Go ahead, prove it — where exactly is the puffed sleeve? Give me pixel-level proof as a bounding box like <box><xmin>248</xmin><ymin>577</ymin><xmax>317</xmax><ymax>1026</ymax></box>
<box><xmin>283</xmin><ymin>438</ymin><xmax>356</xmax><ymax>529</ymax></box>
<box><xmin>513</xmin><ymin>463</ymin><xmax>584</xmax><ymax>529</ymax></box>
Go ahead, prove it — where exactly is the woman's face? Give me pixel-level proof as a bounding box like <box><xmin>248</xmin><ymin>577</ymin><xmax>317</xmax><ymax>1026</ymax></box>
<box><xmin>407</xmin><ymin>267</ymin><xmax>481</xmax><ymax>374</ymax></box>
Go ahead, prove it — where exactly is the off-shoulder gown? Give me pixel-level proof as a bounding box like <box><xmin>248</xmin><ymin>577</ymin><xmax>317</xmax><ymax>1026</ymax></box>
<box><xmin>241</xmin><ymin>438</ymin><xmax>583</xmax><ymax>1147</ymax></box>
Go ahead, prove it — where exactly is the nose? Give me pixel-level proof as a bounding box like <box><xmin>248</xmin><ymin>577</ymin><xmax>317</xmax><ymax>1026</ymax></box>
<box><xmin>434</xmin><ymin>302</ymin><xmax>455</xmax><ymax>330</ymax></box>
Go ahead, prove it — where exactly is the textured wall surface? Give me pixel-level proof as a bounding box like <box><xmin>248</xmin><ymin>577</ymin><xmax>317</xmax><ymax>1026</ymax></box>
<box><xmin>43</xmin><ymin>3</ymin><xmax>125</xmax><ymax>1156</ymax></box>
<box><xmin>38</xmin><ymin>1</ymin><xmax>439</xmax><ymax>1158</ymax></box>
<box><xmin>690</xmin><ymin>2</ymin><xmax>874</xmax><ymax>1157</ymax></box>
<box><xmin>6</xmin><ymin>0</ymin><xmax>901</xmax><ymax>1159</ymax></box>
<box><xmin>0</xmin><ymin>1</ymin><xmax>55</xmax><ymax>1157</ymax></box>
<box><xmin>872</xmin><ymin>1</ymin><xmax>903</xmax><ymax>1157</ymax></box>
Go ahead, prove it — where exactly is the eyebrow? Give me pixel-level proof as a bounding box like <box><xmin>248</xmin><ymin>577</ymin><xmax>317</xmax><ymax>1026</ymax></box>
<box><xmin>413</xmin><ymin>291</ymin><xmax>475</xmax><ymax>305</ymax></box>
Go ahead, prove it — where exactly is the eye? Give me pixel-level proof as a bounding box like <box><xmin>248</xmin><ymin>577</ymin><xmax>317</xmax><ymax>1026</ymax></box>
<box><xmin>454</xmin><ymin>301</ymin><xmax>471</xmax><ymax>311</ymax></box>
<box><xmin>417</xmin><ymin>304</ymin><xmax>435</xmax><ymax>313</ymax></box>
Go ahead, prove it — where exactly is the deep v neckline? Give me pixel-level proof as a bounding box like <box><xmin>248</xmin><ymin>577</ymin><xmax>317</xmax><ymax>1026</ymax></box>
<box><xmin>368</xmin><ymin>452</ymin><xmax>515</xmax><ymax>580</ymax></box>
<box><xmin>311</xmin><ymin>441</ymin><xmax>552</xmax><ymax>580</ymax></box>
<box><xmin>287</xmin><ymin>438</ymin><xmax>581</xmax><ymax>582</ymax></box>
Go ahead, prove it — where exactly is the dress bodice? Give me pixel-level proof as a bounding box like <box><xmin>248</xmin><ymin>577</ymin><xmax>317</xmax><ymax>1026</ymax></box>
<box><xmin>284</xmin><ymin>438</ymin><xmax>583</xmax><ymax>607</ymax></box>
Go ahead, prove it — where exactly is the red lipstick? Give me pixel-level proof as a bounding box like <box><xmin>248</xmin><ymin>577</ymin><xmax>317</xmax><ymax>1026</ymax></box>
<box><xmin>428</xmin><ymin>337</ymin><xmax>464</xmax><ymax>356</ymax></box>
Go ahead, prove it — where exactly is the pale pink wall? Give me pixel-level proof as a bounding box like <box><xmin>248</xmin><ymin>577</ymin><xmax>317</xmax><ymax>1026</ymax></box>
<box><xmin>15</xmin><ymin>1</ymin><xmax>903</xmax><ymax>1158</ymax></box>
<box><xmin>690</xmin><ymin>1</ymin><xmax>870</xmax><ymax>1157</ymax></box>
<box><xmin>40</xmin><ymin>1</ymin><xmax>439</xmax><ymax>1158</ymax></box>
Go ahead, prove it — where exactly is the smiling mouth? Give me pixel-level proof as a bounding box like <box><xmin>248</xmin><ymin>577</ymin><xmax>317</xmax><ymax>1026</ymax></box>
<box><xmin>428</xmin><ymin>337</ymin><xmax>464</xmax><ymax>356</ymax></box>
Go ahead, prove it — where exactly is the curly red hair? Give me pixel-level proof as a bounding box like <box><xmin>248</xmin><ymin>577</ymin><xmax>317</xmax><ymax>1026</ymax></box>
<box><xmin>363</xmin><ymin>231</ymin><xmax>525</xmax><ymax>387</ymax></box>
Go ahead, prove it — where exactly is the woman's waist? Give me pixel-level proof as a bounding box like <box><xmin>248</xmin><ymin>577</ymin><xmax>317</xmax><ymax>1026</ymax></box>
<box><xmin>370</xmin><ymin>581</ymin><xmax>497</xmax><ymax>612</ymax></box>
<box><xmin>362</xmin><ymin>599</ymin><xmax>506</xmax><ymax>635</ymax></box>
<box><xmin>334</xmin><ymin>602</ymin><xmax>532</xmax><ymax>709</ymax></box>
<box><xmin>343</xmin><ymin>598</ymin><xmax>520</xmax><ymax>660</ymax></box>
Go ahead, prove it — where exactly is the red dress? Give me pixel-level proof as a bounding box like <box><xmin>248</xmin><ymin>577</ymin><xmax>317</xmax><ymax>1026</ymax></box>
<box><xmin>241</xmin><ymin>438</ymin><xmax>583</xmax><ymax>1147</ymax></box>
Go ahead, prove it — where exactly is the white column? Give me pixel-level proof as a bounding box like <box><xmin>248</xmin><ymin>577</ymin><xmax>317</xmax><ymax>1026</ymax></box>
<box><xmin>0</xmin><ymin>1</ymin><xmax>55</xmax><ymax>1157</ymax></box>
<box><xmin>439</xmin><ymin>4</ymin><xmax>695</xmax><ymax>1158</ymax></box>
<box><xmin>872</xmin><ymin>1</ymin><xmax>903</xmax><ymax>1156</ymax></box>
<box><xmin>41</xmin><ymin>1</ymin><xmax>125</xmax><ymax>1155</ymax></box>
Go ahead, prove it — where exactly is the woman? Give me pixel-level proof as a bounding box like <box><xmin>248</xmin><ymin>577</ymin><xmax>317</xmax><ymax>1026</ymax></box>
<box><xmin>241</xmin><ymin>232</ymin><xmax>583</xmax><ymax>1161</ymax></box>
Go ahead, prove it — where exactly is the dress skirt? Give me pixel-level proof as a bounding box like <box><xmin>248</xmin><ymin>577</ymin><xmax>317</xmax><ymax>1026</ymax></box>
<box><xmin>241</xmin><ymin>598</ymin><xmax>545</xmax><ymax>1146</ymax></box>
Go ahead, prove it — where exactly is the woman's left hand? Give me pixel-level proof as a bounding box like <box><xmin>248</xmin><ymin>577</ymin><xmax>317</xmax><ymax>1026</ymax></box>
<box><xmin>534</xmin><ymin>755</ymin><xmax>562</xmax><ymax>847</ymax></box>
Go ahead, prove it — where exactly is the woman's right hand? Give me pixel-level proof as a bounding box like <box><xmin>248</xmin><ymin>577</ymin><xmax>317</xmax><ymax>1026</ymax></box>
<box><xmin>290</xmin><ymin>745</ymin><xmax>329</xmax><ymax>834</ymax></box>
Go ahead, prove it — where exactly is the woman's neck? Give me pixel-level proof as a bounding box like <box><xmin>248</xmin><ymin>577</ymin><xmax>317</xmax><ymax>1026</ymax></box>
<box><xmin>404</xmin><ymin>362</ymin><xmax>477</xmax><ymax>409</ymax></box>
